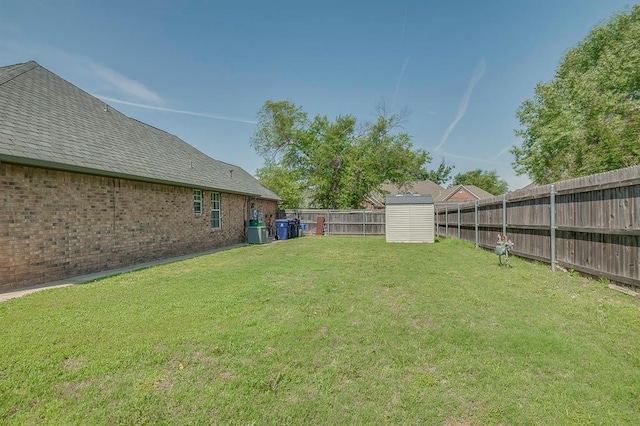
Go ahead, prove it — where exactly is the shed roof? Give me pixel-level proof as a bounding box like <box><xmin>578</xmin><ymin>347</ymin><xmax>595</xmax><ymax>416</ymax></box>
<box><xmin>0</xmin><ymin>61</ymin><xmax>279</xmax><ymax>200</ymax></box>
<box><xmin>385</xmin><ymin>194</ymin><xmax>434</xmax><ymax>205</ymax></box>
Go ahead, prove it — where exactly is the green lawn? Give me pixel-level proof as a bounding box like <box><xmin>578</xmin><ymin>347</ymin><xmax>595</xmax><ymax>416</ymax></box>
<box><xmin>1</xmin><ymin>237</ymin><xmax>639</xmax><ymax>425</ymax></box>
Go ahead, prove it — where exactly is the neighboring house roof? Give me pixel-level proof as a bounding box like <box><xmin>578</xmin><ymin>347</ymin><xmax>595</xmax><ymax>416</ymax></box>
<box><xmin>520</xmin><ymin>182</ymin><xmax>539</xmax><ymax>190</ymax></box>
<box><xmin>0</xmin><ymin>61</ymin><xmax>279</xmax><ymax>200</ymax></box>
<box><xmin>382</xmin><ymin>180</ymin><xmax>444</xmax><ymax>197</ymax></box>
<box><xmin>435</xmin><ymin>184</ymin><xmax>495</xmax><ymax>202</ymax></box>
<box><xmin>365</xmin><ymin>180</ymin><xmax>444</xmax><ymax>208</ymax></box>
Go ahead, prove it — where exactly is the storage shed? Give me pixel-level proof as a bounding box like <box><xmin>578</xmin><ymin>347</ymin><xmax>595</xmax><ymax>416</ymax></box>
<box><xmin>385</xmin><ymin>194</ymin><xmax>435</xmax><ymax>243</ymax></box>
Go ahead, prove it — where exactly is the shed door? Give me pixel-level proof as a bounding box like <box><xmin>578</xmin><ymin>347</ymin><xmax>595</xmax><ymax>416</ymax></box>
<box><xmin>386</xmin><ymin>204</ymin><xmax>432</xmax><ymax>243</ymax></box>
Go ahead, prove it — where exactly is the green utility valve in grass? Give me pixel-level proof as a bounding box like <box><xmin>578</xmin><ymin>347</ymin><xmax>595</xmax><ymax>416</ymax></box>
<box><xmin>495</xmin><ymin>234</ymin><xmax>514</xmax><ymax>267</ymax></box>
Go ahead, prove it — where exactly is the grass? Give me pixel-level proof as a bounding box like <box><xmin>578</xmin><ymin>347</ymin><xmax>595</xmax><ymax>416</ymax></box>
<box><xmin>1</xmin><ymin>236</ymin><xmax>639</xmax><ymax>425</ymax></box>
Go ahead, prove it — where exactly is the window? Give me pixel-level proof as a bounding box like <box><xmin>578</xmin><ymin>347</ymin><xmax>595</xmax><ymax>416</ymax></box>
<box><xmin>193</xmin><ymin>189</ymin><xmax>202</xmax><ymax>214</ymax></box>
<box><xmin>211</xmin><ymin>192</ymin><xmax>221</xmax><ymax>229</ymax></box>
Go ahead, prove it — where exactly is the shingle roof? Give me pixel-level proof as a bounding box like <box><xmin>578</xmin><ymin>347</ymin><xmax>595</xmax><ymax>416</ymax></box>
<box><xmin>365</xmin><ymin>180</ymin><xmax>444</xmax><ymax>207</ymax></box>
<box><xmin>0</xmin><ymin>61</ymin><xmax>279</xmax><ymax>200</ymax></box>
<box><xmin>381</xmin><ymin>180</ymin><xmax>444</xmax><ymax>197</ymax></box>
<box><xmin>435</xmin><ymin>184</ymin><xmax>496</xmax><ymax>202</ymax></box>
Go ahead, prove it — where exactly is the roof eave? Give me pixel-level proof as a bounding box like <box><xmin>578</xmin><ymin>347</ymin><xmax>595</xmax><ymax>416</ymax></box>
<box><xmin>0</xmin><ymin>155</ymin><xmax>280</xmax><ymax>201</ymax></box>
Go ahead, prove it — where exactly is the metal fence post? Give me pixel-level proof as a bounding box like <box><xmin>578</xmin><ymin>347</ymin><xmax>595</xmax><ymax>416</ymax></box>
<box><xmin>502</xmin><ymin>194</ymin><xmax>507</xmax><ymax>237</ymax></box>
<box><xmin>457</xmin><ymin>204</ymin><xmax>461</xmax><ymax>239</ymax></box>
<box><xmin>474</xmin><ymin>200</ymin><xmax>478</xmax><ymax>248</ymax></box>
<box><xmin>363</xmin><ymin>210</ymin><xmax>366</xmax><ymax>236</ymax></box>
<box><xmin>445</xmin><ymin>208</ymin><xmax>448</xmax><ymax>237</ymax></box>
<box><xmin>550</xmin><ymin>185</ymin><xmax>556</xmax><ymax>272</ymax></box>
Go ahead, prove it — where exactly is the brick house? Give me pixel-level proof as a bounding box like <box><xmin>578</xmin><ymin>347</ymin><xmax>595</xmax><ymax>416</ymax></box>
<box><xmin>434</xmin><ymin>184</ymin><xmax>495</xmax><ymax>203</ymax></box>
<box><xmin>0</xmin><ymin>61</ymin><xmax>280</xmax><ymax>291</ymax></box>
<box><xmin>364</xmin><ymin>180</ymin><xmax>444</xmax><ymax>209</ymax></box>
<box><xmin>365</xmin><ymin>181</ymin><xmax>496</xmax><ymax>209</ymax></box>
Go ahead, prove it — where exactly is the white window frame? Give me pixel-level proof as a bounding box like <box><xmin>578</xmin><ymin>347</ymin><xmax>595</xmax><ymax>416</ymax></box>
<box><xmin>211</xmin><ymin>192</ymin><xmax>221</xmax><ymax>229</ymax></box>
<box><xmin>193</xmin><ymin>189</ymin><xmax>202</xmax><ymax>214</ymax></box>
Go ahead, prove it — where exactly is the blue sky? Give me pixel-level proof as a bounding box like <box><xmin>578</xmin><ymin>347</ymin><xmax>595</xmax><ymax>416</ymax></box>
<box><xmin>1</xmin><ymin>0</ymin><xmax>636</xmax><ymax>190</ymax></box>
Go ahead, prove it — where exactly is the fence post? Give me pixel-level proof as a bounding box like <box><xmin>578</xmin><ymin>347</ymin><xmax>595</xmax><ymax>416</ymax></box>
<box><xmin>550</xmin><ymin>185</ymin><xmax>556</xmax><ymax>272</ymax></box>
<box><xmin>445</xmin><ymin>208</ymin><xmax>448</xmax><ymax>237</ymax></box>
<box><xmin>363</xmin><ymin>210</ymin><xmax>366</xmax><ymax>236</ymax></box>
<box><xmin>474</xmin><ymin>200</ymin><xmax>478</xmax><ymax>248</ymax></box>
<box><xmin>436</xmin><ymin>208</ymin><xmax>439</xmax><ymax>237</ymax></box>
<box><xmin>502</xmin><ymin>194</ymin><xmax>507</xmax><ymax>237</ymax></box>
<box><xmin>457</xmin><ymin>204</ymin><xmax>461</xmax><ymax>239</ymax></box>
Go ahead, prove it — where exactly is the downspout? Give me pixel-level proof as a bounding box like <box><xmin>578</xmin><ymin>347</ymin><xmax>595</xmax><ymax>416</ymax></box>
<box><xmin>245</xmin><ymin>196</ymin><xmax>250</xmax><ymax>242</ymax></box>
<box><xmin>112</xmin><ymin>178</ymin><xmax>117</xmax><ymax>252</ymax></box>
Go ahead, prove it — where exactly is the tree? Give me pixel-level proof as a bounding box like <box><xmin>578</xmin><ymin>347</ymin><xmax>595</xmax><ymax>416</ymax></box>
<box><xmin>418</xmin><ymin>158</ymin><xmax>455</xmax><ymax>185</ymax></box>
<box><xmin>251</xmin><ymin>100</ymin><xmax>431</xmax><ymax>209</ymax></box>
<box><xmin>255</xmin><ymin>161</ymin><xmax>304</xmax><ymax>209</ymax></box>
<box><xmin>512</xmin><ymin>5</ymin><xmax>640</xmax><ymax>184</ymax></box>
<box><xmin>452</xmin><ymin>169</ymin><xmax>509</xmax><ymax>195</ymax></box>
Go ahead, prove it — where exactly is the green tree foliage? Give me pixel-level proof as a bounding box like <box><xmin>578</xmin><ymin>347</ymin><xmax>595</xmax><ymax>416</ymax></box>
<box><xmin>255</xmin><ymin>161</ymin><xmax>304</xmax><ymax>209</ymax></box>
<box><xmin>512</xmin><ymin>5</ymin><xmax>640</xmax><ymax>184</ymax></box>
<box><xmin>418</xmin><ymin>158</ymin><xmax>455</xmax><ymax>185</ymax></box>
<box><xmin>452</xmin><ymin>169</ymin><xmax>509</xmax><ymax>195</ymax></box>
<box><xmin>252</xmin><ymin>100</ymin><xmax>431</xmax><ymax>208</ymax></box>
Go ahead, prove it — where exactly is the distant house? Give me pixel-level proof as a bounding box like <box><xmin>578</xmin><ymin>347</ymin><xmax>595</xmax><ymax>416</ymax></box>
<box><xmin>434</xmin><ymin>184</ymin><xmax>495</xmax><ymax>203</ymax></box>
<box><xmin>364</xmin><ymin>180</ymin><xmax>496</xmax><ymax>208</ymax></box>
<box><xmin>0</xmin><ymin>61</ymin><xmax>280</xmax><ymax>291</ymax></box>
<box><xmin>364</xmin><ymin>180</ymin><xmax>444</xmax><ymax>209</ymax></box>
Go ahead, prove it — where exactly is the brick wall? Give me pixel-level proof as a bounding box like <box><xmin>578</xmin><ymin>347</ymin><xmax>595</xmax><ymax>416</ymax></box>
<box><xmin>253</xmin><ymin>198</ymin><xmax>278</xmax><ymax>234</ymax></box>
<box><xmin>446</xmin><ymin>189</ymin><xmax>478</xmax><ymax>202</ymax></box>
<box><xmin>0</xmin><ymin>163</ymin><xmax>277</xmax><ymax>291</ymax></box>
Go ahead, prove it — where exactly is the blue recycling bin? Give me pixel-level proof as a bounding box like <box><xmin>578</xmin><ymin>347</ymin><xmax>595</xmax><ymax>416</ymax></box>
<box><xmin>276</xmin><ymin>219</ymin><xmax>290</xmax><ymax>240</ymax></box>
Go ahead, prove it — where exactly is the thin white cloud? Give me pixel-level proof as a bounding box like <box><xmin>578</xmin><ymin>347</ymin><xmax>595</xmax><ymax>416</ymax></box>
<box><xmin>439</xmin><ymin>150</ymin><xmax>499</xmax><ymax>166</ymax></box>
<box><xmin>495</xmin><ymin>143</ymin><xmax>513</xmax><ymax>159</ymax></box>
<box><xmin>392</xmin><ymin>55</ymin><xmax>410</xmax><ymax>109</ymax></box>
<box><xmin>94</xmin><ymin>95</ymin><xmax>257</xmax><ymax>124</ymax></box>
<box><xmin>392</xmin><ymin>3</ymin><xmax>410</xmax><ymax>110</ymax></box>
<box><xmin>399</xmin><ymin>3</ymin><xmax>409</xmax><ymax>48</ymax></box>
<box><xmin>434</xmin><ymin>58</ymin><xmax>487</xmax><ymax>152</ymax></box>
<box><xmin>0</xmin><ymin>38</ymin><xmax>166</xmax><ymax>107</ymax></box>
<box><xmin>91</xmin><ymin>63</ymin><xmax>165</xmax><ymax>106</ymax></box>
<box><xmin>0</xmin><ymin>38</ymin><xmax>254</xmax><ymax>125</ymax></box>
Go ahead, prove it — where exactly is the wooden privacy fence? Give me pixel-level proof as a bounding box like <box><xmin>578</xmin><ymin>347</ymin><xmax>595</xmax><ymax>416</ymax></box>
<box><xmin>284</xmin><ymin>209</ymin><xmax>385</xmax><ymax>235</ymax></box>
<box><xmin>435</xmin><ymin>166</ymin><xmax>640</xmax><ymax>287</ymax></box>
